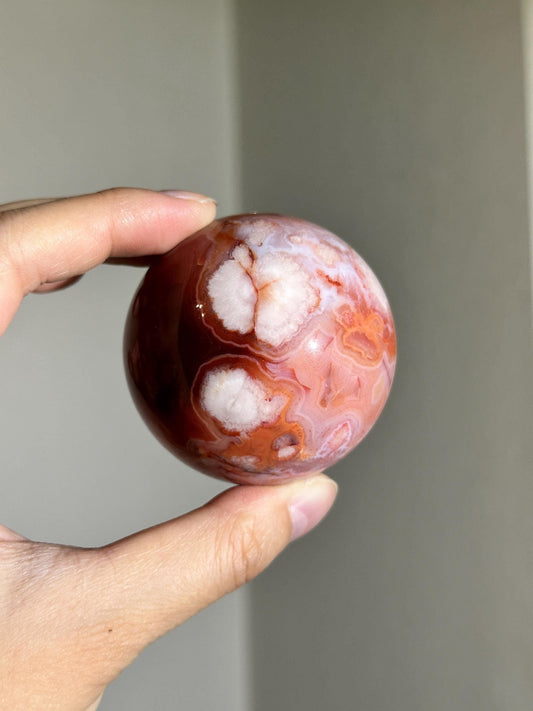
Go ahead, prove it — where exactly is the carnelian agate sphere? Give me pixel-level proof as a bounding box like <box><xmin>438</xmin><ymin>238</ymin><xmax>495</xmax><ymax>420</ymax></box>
<box><xmin>124</xmin><ymin>214</ymin><xmax>396</xmax><ymax>485</ymax></box>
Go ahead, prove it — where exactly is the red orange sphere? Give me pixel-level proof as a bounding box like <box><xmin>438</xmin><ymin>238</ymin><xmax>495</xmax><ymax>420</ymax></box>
<box><xmin>124</xmin><ymin>214</ymin><xmax>396</xmax><ymax>484</ymax></box>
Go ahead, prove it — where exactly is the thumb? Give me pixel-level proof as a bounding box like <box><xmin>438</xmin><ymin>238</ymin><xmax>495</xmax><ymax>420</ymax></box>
<box><xmin>0</xmin><ymin>187</ymin><xmax>216</xmax><ymax>335</ymax></box>
<box><xmin>85</xmin><ymin>474</ymin><xmax>337</xmax><ymax>679</ymax></box>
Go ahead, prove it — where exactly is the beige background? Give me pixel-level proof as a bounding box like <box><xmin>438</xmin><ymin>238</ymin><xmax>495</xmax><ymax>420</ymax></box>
<box><xmin>1</xmin><ymin>1</ymin><xmax>532</xmax><ymax>709</ymax></box>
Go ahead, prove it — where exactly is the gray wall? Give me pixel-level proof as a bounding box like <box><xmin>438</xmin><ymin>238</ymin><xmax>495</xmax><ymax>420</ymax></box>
<box><xmin>523</xmin><ymin>0</ymin><xmax>533</xmax><ymax>296</ymax></box>
<box><xmin>237</xmin><ymin>1</ymin><xmax>533</xmax><ymax>709</ymax></box>
<box><xmin>0</xmin><ymin>2</ymin><xmax>247</xmax><ymax>710</ymax></box>
<box><xmin>1</xmin><ymin>1</ymin><xmax>532</xmax><ymax>710</ymax></box>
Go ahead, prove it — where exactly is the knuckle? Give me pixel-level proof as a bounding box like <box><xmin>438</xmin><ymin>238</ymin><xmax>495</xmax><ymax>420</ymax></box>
<box><xmin>0</xmin><ymin>211</ymin><xmax>18</xmax><ymax>264</ymax></box>
<box><xmin>0</xmin><ymin>207</ymin><xmax>46</xmax><ymax>291</ymax></box>
<box><xmin>220</xmin><ymin>512</ymin><xmax>264</xmax><ymax>590</ymax></box>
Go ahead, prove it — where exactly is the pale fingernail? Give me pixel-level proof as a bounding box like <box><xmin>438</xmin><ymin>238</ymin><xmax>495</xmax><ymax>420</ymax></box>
<box><xmin>160</xmin><ymin>190</ymin><xmax>217</xmax><ymax>205</ymax></box>
<box><xmin>288</xmin><ymin>477</ymin><xmax>338</xmax><ymax>542</ymax></box>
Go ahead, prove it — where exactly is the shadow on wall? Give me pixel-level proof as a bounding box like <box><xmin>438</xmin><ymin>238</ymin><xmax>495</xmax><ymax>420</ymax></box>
<box><xmin>236</xmin><ymin>1</ymin><xmax>533</xmax><ymax>709</ymax></box>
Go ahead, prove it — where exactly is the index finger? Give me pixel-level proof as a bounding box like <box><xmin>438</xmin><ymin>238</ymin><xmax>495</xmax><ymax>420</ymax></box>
<box><xmin>0</xmin><ymin>188</ymin><xmax>217</xmax><ymax>335</ymax></box>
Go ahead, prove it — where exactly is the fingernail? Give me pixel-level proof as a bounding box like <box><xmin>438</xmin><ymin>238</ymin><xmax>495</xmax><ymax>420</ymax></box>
<box><xmin>160</xmin><ymin>190</ymin><xmax>217</xmax><ymax>205</ymax></box>
<box><xmin>288</xmin><ymin>477</ymin><xmax>338</xmax><ymax>542</ymax></box>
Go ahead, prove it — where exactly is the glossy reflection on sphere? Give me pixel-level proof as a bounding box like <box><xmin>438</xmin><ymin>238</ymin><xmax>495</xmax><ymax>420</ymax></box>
<box><xmin>124</xmin><ymin>214</ymin><xmax>397</xmax><ymax>484</ymax></box>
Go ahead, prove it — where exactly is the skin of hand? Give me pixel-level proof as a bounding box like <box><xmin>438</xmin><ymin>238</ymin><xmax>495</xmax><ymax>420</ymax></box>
<box><xmin>0</xmin><ymin>189</ymin><xmax>338</xmax><ymax>711</ymax></box>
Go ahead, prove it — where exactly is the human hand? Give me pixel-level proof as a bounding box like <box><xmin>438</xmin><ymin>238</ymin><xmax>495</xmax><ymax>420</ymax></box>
<box><xmin>0</xmin><ymin>188</ymin><xmax>338</xmax><ymax>710</ymax></box>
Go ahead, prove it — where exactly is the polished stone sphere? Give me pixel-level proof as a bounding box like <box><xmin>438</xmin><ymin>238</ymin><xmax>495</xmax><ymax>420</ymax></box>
<box><xmin>124</xmin><ymin>214</ymin><xmax>396</xmax><ymax>484</ymax></box>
